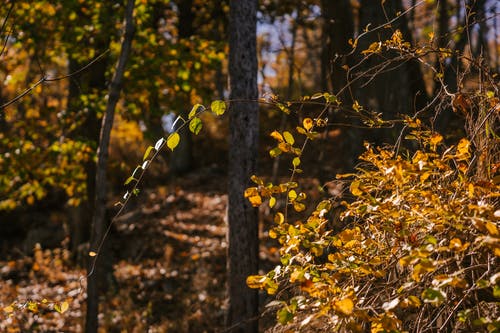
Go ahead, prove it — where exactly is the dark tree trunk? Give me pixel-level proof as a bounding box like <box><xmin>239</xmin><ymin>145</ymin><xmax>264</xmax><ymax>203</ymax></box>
<box><xmin>85</xmin><ymin>1</ymin><xmax>135</xmax><ymax>332</ymax></box>
<box><xmin>226</xmin><ymin>0</ymin><xmax>259</xmax><ymax>332</ymax></box>
<box><xmin>320</xmin><ymin>0</ymin><xmax>354</xmax><ymax>94</ymax></box>
<box><xmin>170</xmin><ymin>0</ymin><xmax>194</xmax><ymax>174</ymax></box>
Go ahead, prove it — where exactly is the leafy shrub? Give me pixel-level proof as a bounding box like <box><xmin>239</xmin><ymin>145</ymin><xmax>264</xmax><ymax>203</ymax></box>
<box><xmin>248</xmin><ymin>100</ymin><xmax>499</xmax><ymax>332</ymax></box>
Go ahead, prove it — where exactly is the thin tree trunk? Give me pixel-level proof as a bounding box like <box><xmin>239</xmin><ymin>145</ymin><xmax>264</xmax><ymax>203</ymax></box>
<box><xmin>170</xmin><ymin>0</ymin><xmax>194</xmax><ymax>174</ymax></box>
<box><xmin>227</xmin><ymin>0</ymin><xmax>259</xmax><ymax>332</ymax></box>
<box><xmin>85</xmin><ymin>1</ymin><xmax>135</xmax><ymax>332</ymax></box>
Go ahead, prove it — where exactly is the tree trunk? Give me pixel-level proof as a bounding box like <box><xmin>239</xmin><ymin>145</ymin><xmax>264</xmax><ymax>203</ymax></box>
<box><xmin>226</xmin><ymin>0</ymin><xmax>259</xmax><ymax>332</ymax></box>
<box><xmin>320</xmin><ymin>0</ymin><xmax>354</xmax><ymax>94</ymax></box>
<box><xmin>170</xmin><ymin>0</ymin><xmax>194</xmax><ymax>174</ymax></box>
<box><xmin>85</xmin><ymin>1</ymin><xmax>135</xmax><ymax>332</ymax></box>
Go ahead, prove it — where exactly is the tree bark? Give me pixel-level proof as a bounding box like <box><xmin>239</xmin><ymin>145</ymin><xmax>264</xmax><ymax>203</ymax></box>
<box><xmin>85</xmin><ymin>1</ymin><xmax>135</xmax><ymax>332</ymax></box>
<box><xmin>226</xmin><ymin>0</ymin><xmax>259</xmax><ymax>332</ymax></box>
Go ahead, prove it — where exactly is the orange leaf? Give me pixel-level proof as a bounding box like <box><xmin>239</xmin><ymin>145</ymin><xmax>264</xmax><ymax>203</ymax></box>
<box><xmin>334</xmin><ymin>298</ymin><xmax>354</xmax><ymax>315</ymax></box>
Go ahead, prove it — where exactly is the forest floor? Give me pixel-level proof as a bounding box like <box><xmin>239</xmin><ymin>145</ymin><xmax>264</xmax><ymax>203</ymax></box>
<box><xmin>0</xmin><ymin>164</ymin><xmax>314</xmax><ymax>332</ymax></box>
<box><xmin>0</xmin><ymin>165</ymin><xmax>273</xmax><ymax>332</ymax></box>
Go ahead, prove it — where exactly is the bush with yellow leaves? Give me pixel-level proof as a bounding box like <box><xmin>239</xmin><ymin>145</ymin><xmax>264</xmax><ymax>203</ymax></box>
<box><xmin>247</xmin><ymin>74</ymin><xmax>499</xmax><ymax>333</ymax></box>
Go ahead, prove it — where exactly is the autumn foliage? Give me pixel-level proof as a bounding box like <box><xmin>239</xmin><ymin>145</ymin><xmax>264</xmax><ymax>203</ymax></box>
<box><xmin>245</xmin><ymin>60</ymin><xmax>500</xmax><ymax>333</ymax></box>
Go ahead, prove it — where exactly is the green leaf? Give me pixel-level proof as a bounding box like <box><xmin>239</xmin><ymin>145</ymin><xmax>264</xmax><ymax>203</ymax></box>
<box><xmin>167</xmin><ymin>133</ymin><xmax>180</xmax><ymax>151</ymax></box>
<box><xmin>493</xmin><ymin>285</ymin><xmax>500</xmax><ymax>299</ymax></box>
<box><xmin>277</xmin><ymin>307</ymin><xmax>294</xmax><ymax>324</ymax></box>
<box><xmin>189</xmin><ymin>117</ymin><xmax>203</xmax><ymax>135</ymax></box>
<box><xmin>421</xmin><ymin>288</ymin><xmax>446</xmax><ymax>304</ymax></box>
<box><xmin>188</xmin><ymin>104</ymin><xmax>204</xmax><ymax>119</ymax></box>
<box><xmin>211</xmin><ymin>100</ymin><xmax>226</xmax><ymax>116</ymax></box>
<box><xmin>269</xmin><ymin>147</ymin><xmax>282</xmax><ymax>158</ymax></box>
<box><xmin>142</xmin><ymin>146</ymin><xmax>156</xmax><ymax>161</ymax></box>
<box><xmin>476</xmin><ymin>279</ymin><xmax>490</xmax><ymax>289</ymax></box>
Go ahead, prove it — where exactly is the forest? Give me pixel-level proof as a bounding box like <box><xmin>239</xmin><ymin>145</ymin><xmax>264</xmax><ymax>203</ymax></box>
<box><xmin>0</xmin><ymin>0</ymin><xmax>499</xmax><ymax>332</ymax></box>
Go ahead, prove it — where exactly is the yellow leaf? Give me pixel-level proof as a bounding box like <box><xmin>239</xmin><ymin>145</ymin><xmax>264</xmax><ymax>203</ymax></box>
<box><xmin>288</xmin><ymin>190</ymin><xmax>297</xmax><ymax>201</ymax></box>
<box><xmin>283</xmin><ymin>131</ymin><xmax>295</xmax><ymax>145</ymax></box>
<box><xmin>292</xmin><ymin>157</ymin><xmax>300</xmax><ymax>168</ymax></box>
<box><xmin>293</xmin><ymin>202</ymin><xmax>306</xmax><ymax>212</ymax></box>
<box><xmin>303</xmin><ymin>118</ymin><xmax>313</xmax><ymax>131</ymax></box>
<box><xmin>290</xmin><ymin>269</ymin><xmax>305</xmax><ymax>283</ymax></box>
<box><xmin>430</xmin><ymin>133</ymin><xmax>443</xmax><ymax>149</ymax></box>
<box><xmin>485</xmin><ymin>221</ymin><xmax>499</xmax><ymax>236</ymax></box>
<box><xmin>274</xmin><ymin>212</ymin><xmax>284</xmax><ymax>224</ymax></box>
<box><xmin>211</xmin><ymin>100</ymin><xmax>226</xmax><ymax>116</ymax></box>
<box><xmin>89</xmin><ymin>251</ymin><xmax>97</xmax><ymax>257</ymax></box>
<box><xmin>361</xmin><ymin>41</ymin><xmax>382</xmax><ymax>55</ymax></box>
<box><xmin>269</xmin><ymin>196</ymin><xmax>276</xmax><ymax>208</ymax></box>
<box><xmin>350</xmin><ymin>180</ymin><xmax>363</xmax><ymax>196</ymax></box>
<box><xmin>449</xmin><ymin>238</ymin><xmax>469</xmax><ymax>252</ymax></box>
<box><xmin>428</xmin><ymin>31</ymin><xmax>435</xmax><ymax>42</ymax></box>
<box><xmin>55</xmin><ymin>301</ymin><xmax>69</xmax><ymax>314</ymax></box>
<box><xmin>334</xmin><ymin>298</ymin><xmax>354</xmax><ymax>315</ymax></box>
<box><xmin>468</xmin><ymin>183</ymin><xmax>474</xmax><ymax>198</ymax></box>
<box><xmin>456</xmin><ymin>138</ymin><xmax>470</xmax><ymax>158</ymax></box>
<box><xmin>27</xmin><ymin>301</ymin><xmax>38</xmax><ymax>313</ymax></box>
<box><xmin>142</xmin><ymin>145</ymin><xmax>156</xmax><ymax>161</ymax></box>
<box><xmin>246</xmin><ymin>275</ymin><xmax>267</xmax><ymax>289</ymax></box>
<box><xmin>167</xmin><ymin>132</ymin><xmax>180</xmax><ymax>151</ymax></box>
<box><xmin>269</xmin><ymin>229</ymin><xmax>278</xmax><ymax>238</ymax></box>
<box><xmin>339</xmin><ymin>228</ymin><xmax>358</xmax><ymax>243</ymax></box>
<box><xmin>407</xmin><ymin>295</ymin><xmax>421</xmax><ymax>307</ymax></box>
